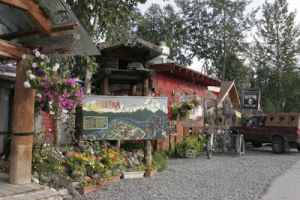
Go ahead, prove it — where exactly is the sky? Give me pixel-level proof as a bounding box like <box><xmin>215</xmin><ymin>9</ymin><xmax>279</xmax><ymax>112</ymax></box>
<box><xmin>138</xmin><ymin>0</ymin><xmax>300</xmax><ymax>71</ymax></box>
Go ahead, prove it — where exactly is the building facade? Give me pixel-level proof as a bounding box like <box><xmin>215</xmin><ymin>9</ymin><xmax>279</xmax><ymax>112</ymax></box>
<box><xmin>149</xmin><ymin>63</ymin><xmax>221</xmax><ymax>150</ymax></box>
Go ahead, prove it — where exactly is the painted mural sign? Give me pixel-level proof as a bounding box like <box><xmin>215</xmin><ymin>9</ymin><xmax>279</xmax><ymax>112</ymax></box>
<box><xmin>82</xmin><ymin>96</ymin><xmax>169</xmax><ymax>140</ymax></box>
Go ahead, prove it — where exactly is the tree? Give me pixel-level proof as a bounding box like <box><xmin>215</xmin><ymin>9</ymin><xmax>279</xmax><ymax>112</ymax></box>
<box><xmin>136</xmin><ymin>4</ymin><xmax>190</xmax><ymax>65</ymax></box>
<box><xmin>66</xmin><ymin>0</ymin><xmax>146</xmax><ymax>43</ymax></box>
<box><xmin>252</xmin><ymin>0</ymin><xmax>300</xmax><ymax>112</ymax></box>
<box><xmin>176</xmin><ymin>0</ymin><xmax>254</xmax><ymax>85</ymax></box>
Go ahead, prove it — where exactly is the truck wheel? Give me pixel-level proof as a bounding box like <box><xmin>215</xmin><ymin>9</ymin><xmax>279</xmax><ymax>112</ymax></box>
<box><xmin>252</xmin><ymin>142</ymin><xmax>262</xmax><ymax>148</ymax></box>
<box><xmin>272</xmin><ymin>136</ymin><xmax>285</xmax><ymax>154</ymax></box>
<box><xmin>297</xmin><ymin>145</ymin><xmax>300</xmax><ymax>152</ymax></box>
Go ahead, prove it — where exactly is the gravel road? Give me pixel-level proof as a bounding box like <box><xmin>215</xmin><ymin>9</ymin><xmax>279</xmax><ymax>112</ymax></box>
<box><xmin>84</xmin><ymin>148</ymin><xmax>300</xmax><ymax>200</ymax></box>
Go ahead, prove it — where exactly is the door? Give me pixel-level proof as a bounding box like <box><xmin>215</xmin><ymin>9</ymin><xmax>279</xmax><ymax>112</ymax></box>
<box><xmin>0</xmin><ymin>88</ymin><xmax>11</xmax><ymax>155</ymax></box>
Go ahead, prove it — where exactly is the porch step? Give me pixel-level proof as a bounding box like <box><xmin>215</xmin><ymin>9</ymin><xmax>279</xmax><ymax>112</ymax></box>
<box><xmin>0</xmin><ymin>188</ymin><xmax>63</xmax><ymax>200</ymax></box>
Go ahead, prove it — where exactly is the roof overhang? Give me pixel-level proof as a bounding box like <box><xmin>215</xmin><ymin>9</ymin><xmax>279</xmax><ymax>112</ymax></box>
<box><xmin>98</xmin><ymin>37</ymin><xmax>162</xmax><ymax>62</ymax></box>
<box><xmin>217</xmin><ymin>81</ymin><xmax>241</xmax><ymax>109</ymax></box>
<box><xmin>149</xmin><ymin>63</ymin><xmax>220</xmax><ymax>87</ymax></box>
<box><xmin>0</xmin><ymin>0</ymin><xmax>99</xmax><ymax>59</ymax></box>
<box><xmin>0</xmin><ymin>39</ymin><xmax>30</xmax><ymax>59</ymax></box>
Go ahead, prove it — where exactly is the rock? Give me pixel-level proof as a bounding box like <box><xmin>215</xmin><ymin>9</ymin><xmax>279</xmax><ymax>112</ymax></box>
<box><xmin>32</xmin><ymin>177</ymin><xmax>40</xmax><ymax>184</ymax></box>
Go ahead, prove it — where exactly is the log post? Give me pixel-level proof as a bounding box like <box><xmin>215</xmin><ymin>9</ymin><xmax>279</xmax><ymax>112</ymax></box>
<box><xmin>143</xmin><ymin>78</ymin><xmax>149</xmax><ymax>96</ymax></box>
<box><xmin>131</xmin><ymin>84</ymin><xmax>137</xmax><ymax>96</ymax></box>
<box><xmin>10</xmin><ymin>59</ymin><xmax>35</xmax><ymax>184</ymax></box>
<box><xmin>144</xmin><ymin>140</ymin><xmax>152</xmax><ymax>177</ymax></box>
<box><xmin>102</xmin><ymin>77</ymin><xmax>109</xmax><ymax>95</ymax></box>
<box><xmin>143</xmin><ymin>78</ymin><xmax>151</xmax><ymax>176</ymax></box>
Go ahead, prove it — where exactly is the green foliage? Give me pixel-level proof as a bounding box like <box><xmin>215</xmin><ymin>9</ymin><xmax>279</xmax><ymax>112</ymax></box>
<box><xmin>32</xmin><ymin>145</ymin><xmax>70</xmax><ymax>188</ymax></box>
<box><xmin>32</xmin><ymin>137</ymin><xmax>126</xmax><ymax>189</ymax></box>
<box><xmin>176</xmin><ymin>0</ymin><xmax>255</xmax><ymax>83</ymax></box>
<box><xmin>171</xmin><ymin>99</ymin><xmax>200</xmax><ymax>120</ymax></box>
<box><xmin>251</xmin><ymin>0</ymin><xmax>300</xmax><ymax>112</ymax></box>
<box><xmin>66</xmin><ymin>0</ymin><xmax>146</xmax><ymax>43</ymax></box>
<box><xmin>174</xmin><ymin>135</ymin><xmax>205</xmax><ymax>158</ymax></box>
<box><xmin>152</xmin><ymin>151</ymin><xmax>168</xmax><ymax>172</ymax></box>
<box><xmin>136</xmin><ymin>3</ymin><xmax>190</xmax><ymax>65</ymax></box>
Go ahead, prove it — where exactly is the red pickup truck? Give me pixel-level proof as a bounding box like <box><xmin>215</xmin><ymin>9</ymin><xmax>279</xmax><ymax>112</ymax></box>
<box><xmin>232</xmin><ymin>113</ymin><xmax>300</xmax><ymax>153</ymax></box>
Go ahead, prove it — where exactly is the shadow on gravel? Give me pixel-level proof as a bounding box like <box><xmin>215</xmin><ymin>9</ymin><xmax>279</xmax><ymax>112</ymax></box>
<box><xmin>247</xmin><ymin>145</ymin><xmax>299</xmax><ymax>155</ymax></box>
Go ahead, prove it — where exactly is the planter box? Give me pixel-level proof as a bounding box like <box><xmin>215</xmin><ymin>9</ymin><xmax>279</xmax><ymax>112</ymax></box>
<box><xmin>81</xmin><ymin>184</ymin><xmax>104</xmax><ymax>194</ymax></box>
<box><xmin>80</xmin><ymin>175</ymin><xmax>121</xmax><ymax>194</ymax></box>
<box><xmin>122</xmin><ymin>171</ymin><xmax>145</xmax><ymax>179</ymax></box>
<box><xmin>103</xmin><ymin>175</ymin><xmax>121</xmax><ymax>185</ymax></box>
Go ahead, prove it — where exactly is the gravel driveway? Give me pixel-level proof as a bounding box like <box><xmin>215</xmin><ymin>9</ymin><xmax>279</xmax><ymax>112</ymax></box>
<box><xmin>84</xmin><ymin>148</ymin><xmax>300</xmax><ymax>200</ymax></box>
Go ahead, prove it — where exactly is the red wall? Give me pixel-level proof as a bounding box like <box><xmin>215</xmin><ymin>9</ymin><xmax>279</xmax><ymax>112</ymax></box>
<box><xmin>42</xmin><ymin>112</ymin><xmax>56</xmax><ymax>143</ymax></box>
<box><xmin>152</xmin><ymin>72</ymin><xmax>208</xmax><ymax>151</ymax></box>
<box><xmin>152</xmin><ymin>72</ymin><xmax>207</xmax><ymax>118</ymax></box>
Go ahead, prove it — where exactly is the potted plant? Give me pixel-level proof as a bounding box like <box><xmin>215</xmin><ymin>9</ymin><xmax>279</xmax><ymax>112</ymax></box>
<box><xmin>122</xmin><ymin>164</ymin><xmax>145</xmax><ymax>179</ymax></box>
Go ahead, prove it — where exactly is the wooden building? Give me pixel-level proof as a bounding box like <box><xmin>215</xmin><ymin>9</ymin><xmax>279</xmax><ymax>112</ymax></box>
<box><xmin>95</xmin><ymin>38</ymin><xmax>162</xmax><ymax>96</ymax></box>
<box><xmin>0</xmin><ymin>0</ymin><xmax>98</xmax><ymax>184</ymax></box>
<box><xmin>148</xmin><ymin>63</ymin><xmax>221</xmax><ymax>150</ymax></box>
<box><xmin>206</xmin><ymin>81</ymin><xmax>241</xmax><ymax>128</ymax></box>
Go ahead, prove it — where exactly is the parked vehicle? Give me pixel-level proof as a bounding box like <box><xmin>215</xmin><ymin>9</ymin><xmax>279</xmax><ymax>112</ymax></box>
<box><xmin>231</xmin><ymin>113</ymin><xmax>300</xmax><ymax>153</ymax></box>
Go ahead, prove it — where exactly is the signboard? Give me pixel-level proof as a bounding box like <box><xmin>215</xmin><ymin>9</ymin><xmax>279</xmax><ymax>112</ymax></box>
<box><xmin>242</xmin><ymin>89</ymin><xmax>260</xmax><ymax>110</ymax></box>
<box><xmin>82</xmin><ymin>96</ymin><xmax>169</xmax><ymax>140</ymax></box>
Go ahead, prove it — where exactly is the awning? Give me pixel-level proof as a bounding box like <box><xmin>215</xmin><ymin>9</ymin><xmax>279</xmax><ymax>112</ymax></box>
<box><xmin>0</xmin><ymin>0</ymin><xmax>99</xmax><ymax>58</ymax></box>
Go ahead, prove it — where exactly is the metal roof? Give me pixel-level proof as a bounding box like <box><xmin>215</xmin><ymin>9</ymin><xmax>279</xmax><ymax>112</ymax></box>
<box><xmin>98</xmin><ymin>37</ymin><xmax>162</xmax><ymax>62</ymax></box>
<box><xmin>0</xmin><ymin>0</ymin><xmax>99</xmax><ymax>56</ymax></box>
<box><xmin>149</xmin><ymin>63</ymin><xmax>221</xmax><ymax>87</ymax></box>
<box><xmin>0</xmin><ymin>4</ymin><xmax>38</xmax><ymax>35</ymax></box>
<box><xmin>0</xmin><ymin>62</ymin><xmax>16</xmax><ymax>80</ymax></box>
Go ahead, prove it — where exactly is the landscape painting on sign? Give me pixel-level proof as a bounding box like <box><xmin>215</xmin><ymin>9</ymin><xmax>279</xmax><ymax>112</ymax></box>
<box><xmin>82</xmin><ymin>96</ymin><xmax>169</xmax><ymax>140</ymax></box>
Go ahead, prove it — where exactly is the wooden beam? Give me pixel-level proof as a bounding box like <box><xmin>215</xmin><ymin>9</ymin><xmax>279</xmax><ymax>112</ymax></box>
<box><xmin>0</xmin><ymin>39</ymin><xmax>29</xmax><ymax>59</ymax></box>
<box><xmin>0</xmin><ymin>23</ymin><xmax>79</xmax><ymax>40</ymax></box>
<box><xmin>0</xmin><ymin>50</ymin><xmax>14</xmax><ymax>59</ymax></box>
<box><xmin>0</xmin><ymin>0</ymin><xmax>28</xmax><ymax>10</ymax></box>
<box><xmin>0</xmin><ymin>0</ymin><xmax>52</xmax><ymax>33</ymax></box>
<box><xmin>23</xmin><ymin>0</ymin><xmax>52</xmax><ymax>33</ymax></box>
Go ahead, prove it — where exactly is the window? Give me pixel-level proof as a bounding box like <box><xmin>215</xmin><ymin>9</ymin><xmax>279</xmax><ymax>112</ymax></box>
<box><xmin>246</xmin><ymin>117</ymin><xmax>258</xmax><ymax>127</ymax></box>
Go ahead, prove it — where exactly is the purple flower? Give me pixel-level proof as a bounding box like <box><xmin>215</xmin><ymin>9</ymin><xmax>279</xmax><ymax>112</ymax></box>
<box><xmin>35</xmin><ymin>68</ymin><xmax>45</xmax><ymax>77</ymax></box>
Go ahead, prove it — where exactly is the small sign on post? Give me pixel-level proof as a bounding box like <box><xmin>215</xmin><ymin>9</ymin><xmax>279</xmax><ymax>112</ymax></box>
<box><xmin>242</xmin><ymin>89</ymin><xmax>261</xmax><ymax>110</ymax></box>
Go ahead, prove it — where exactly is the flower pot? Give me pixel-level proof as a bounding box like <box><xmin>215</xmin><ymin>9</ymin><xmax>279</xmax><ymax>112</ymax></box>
<box><xmin>80</xmin><ymin>184</ymin><xmax>104</xmax><ymax>194</ymax></box>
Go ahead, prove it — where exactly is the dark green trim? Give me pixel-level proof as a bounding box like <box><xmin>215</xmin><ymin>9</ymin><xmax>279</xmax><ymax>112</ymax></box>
<box><xmin>12</xmin><ymin>132</ymin><xmax>34</xmax><ymax>136</ymax></box>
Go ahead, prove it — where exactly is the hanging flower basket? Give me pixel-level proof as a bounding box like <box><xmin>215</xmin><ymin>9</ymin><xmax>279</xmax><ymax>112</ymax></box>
<box><xmin>171</xmin><ymin>98</ymin><xmax>200</xmax><ymax>120</ymax></box>
<box><xmin>22</xmin><ymin>50</ymin><xmax>84</xmax><ymax>118</ymax></box>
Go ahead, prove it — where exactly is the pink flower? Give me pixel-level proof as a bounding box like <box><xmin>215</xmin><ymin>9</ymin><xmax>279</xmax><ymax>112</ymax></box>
<box><xmin>65</xmin><ymin>78</ymin><xmax>77</xmax><ymax>87</ymax></box>
<box><xmin>59</xmin><ymin>96</ymin><xmax>75</xmax><ymax>110</ymax></box>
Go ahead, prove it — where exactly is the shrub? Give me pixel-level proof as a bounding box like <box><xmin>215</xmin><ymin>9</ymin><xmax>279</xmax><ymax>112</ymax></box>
<box><xmin>152</xmin><ymin>151</ymin><xmax>168</xmax><ymax>172</ymax></box>
<box><xmin>175</xmin><ymin>135</ymin><xmax>205</xmax><ymax>158</ymax></box>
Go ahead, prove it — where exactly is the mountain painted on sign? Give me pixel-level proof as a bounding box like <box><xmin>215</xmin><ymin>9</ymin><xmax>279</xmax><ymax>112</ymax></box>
<box><xmin>83</xmin><ymin>108</ymin><xmax>168</xmax><ymax>140</ymax></box>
